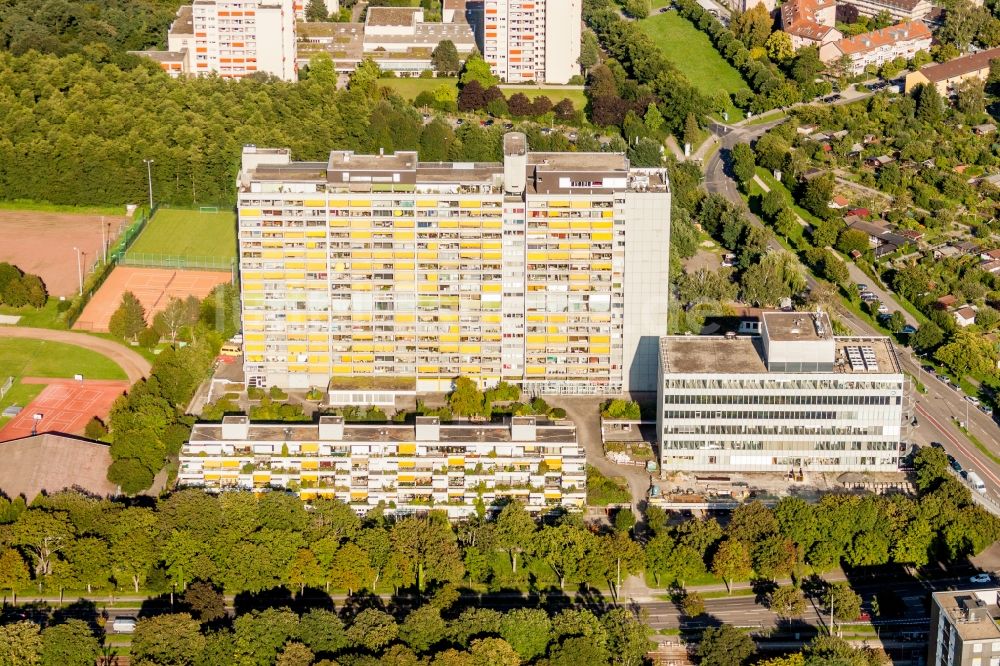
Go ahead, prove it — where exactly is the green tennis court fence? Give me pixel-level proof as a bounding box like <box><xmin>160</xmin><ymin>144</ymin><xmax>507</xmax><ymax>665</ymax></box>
<box><xmin>120</xmin><ymin>252</ymin><xmax>235</xmax><ymax>271</ymax></box>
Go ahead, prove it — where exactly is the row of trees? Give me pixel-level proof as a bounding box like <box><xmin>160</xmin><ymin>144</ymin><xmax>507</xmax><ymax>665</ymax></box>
<box><xmin>0</xmin><ymin>445</ymin><xmax>993</xmax><ymax>606</ymax></box>
<box><xmin>0</xmin><ymin>599</ymin><xmax>650</xmax><ymax>666</ymax></box>
<box><xmin>0</xmin><ymin>262</ymin><xmax>46</xmax><ymax>309</ymax></box>
<box><xmin>106</xmin><ymin>283</ymin><xmax>240</xmax><ymax>493</ymax></box>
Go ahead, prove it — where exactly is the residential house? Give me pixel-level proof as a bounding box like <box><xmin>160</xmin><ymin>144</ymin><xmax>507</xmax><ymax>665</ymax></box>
<box><xmin>781</xmin><ymin>0</ymin><xmax>841</xmax><ymax>49</ymax></box>
<box><xmin>830</xmin><ymin>194</ymin><xmax>850</xmax><ymax>209</ymax></box>
<box><xmin>954</xmin><ymin>306</ymin><xmax>977</xmax><ymax>327</ymax></box>
<box><xmin>974</xmin><ymin>123</ymin><xmax>998</xmax><ymax>135</ymax></box>
<box><xmin>865</xmin><ymin>154</ymin><xmax>895</xmax><ymax>168</ymax></box>
<box><xmin>820</xmin><ymin>21</ymin><xmax>932</xmax><ymax>75</ymax></box>
<box><xmin>936</xmin><ymin>294</ymin><xmax>958</xmax><ymax>309</ymax></box>
<box><xmin>904</xmin><ymin>46</ymin><xmax>1000</xmax><ymax>94</ymax></box>
<box><xmin>845</xmin><ymin>216</ymin><xmax>910</xmax><ymax>258</ymax></box>
<box><xmin>981</xmin><ymin>249</ymin><xmax>1000</xmax><ymax>261</ymax></box>
<box><xmin>933</xmin><ymin>245</ymin><xmax>963</xmax><ymax>259</ymax></box>
<box><xmin>981</xmin><ymin>259</ymin><xmax>1000</xmax><ymax>274</ymax></box>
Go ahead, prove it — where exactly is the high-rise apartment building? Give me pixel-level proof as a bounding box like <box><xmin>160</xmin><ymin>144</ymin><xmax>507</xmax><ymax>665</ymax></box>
<box><xmin>179</xmin><ymin>414</ymin><xmax>586</xmax><ymax>516</ymax></box>
<box><xmin>656</xmin><ymin>311</ymin><xmax>908</xmax><ymax>474</ymax></box>
<box><xmin>236</xmin><ymin>133</ymin><xmax>669</xmax><ymax>394</ymax></box>
<box><xmin>133</xmin><ymin>0</ymin><xmax>297</xmax><ymax>80</ymax></box>
<box><xmin>929</xmin><ymin>588</ymin><xmax>1000</xmax><ymax>666</ymax></box>
<box><xmin>482</xmin><ymin>0</ymin><xmax>582</xmax><ymax>83</ymax></box>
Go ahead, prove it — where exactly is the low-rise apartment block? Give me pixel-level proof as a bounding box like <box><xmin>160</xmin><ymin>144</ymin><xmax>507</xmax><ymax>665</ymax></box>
<box><xmin>179</xmin><ymin>415</ymin><xmax>586</xmax><ymax>517</ymax></box>
<box><xmin>133</xmin><ymin>0</ymin><xmax>298</xmax><ymax>80</ymax></box>
<box><xmin>929</xmin><ymin>589</ymin><xmax>1000</xmax><ymax>666</ymax></box>
<box><xmin>297</xmin><ymin>8</ymin><xmax>477</xmax><ymax>75</ymax></box>
<box><xmin>905</xmin><ymin>46</ymin><xmax>1000</xmax><ymax>95</ymax></box>
<box><xmin>841</xmin><ymin>0</ymin><xmax>932</xmax><ymax>21</ymax></box>
<box><xmin>781</xmin><ymin>0</ymin><xmax>842</xmax><ymax>49</ymax></box>
<box><xmin>237</xmin><ymin>133</ymin><xmax>670</xmax><ymax>394</ymax></box>
<box><xmin>656</xmin><ymin>311</ymin><xmax>907</xmax><ymax>474</ymax></box>
<box><xmin>820</xmin><ymin>21</ymin><xmax>931</xmax><ymax>75</ymax></box>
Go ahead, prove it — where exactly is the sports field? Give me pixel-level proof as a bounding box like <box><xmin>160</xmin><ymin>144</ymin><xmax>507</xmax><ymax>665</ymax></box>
<box><xmin>639</xmin><ymin>11</ymin><xmax>749</xmax><ymax>120</ymax></box>
<box><xmin>73</xmin><ymin>266</ymin><xmax>231</xmax><ymax>333</ymax></box>
<box><xmin>0</xmin><ymin>208</ymin><xmax>128</xmax><ymax>296</ymax></box>
<box><xmin>128</xmin><ymin>208</ymin><xmax>237</xmax><ymax>261</ymax></box>
<box><xmin>0</xmin><ymin>338</ymin><xmax>128</xmax><ymax>433</ymax></box>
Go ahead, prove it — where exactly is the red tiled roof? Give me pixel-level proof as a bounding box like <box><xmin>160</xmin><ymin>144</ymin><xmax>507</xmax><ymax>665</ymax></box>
<box><xmin>834</xmin><ymin>21</ymin><xmax>930</xmax><ymax>56</ymax></box>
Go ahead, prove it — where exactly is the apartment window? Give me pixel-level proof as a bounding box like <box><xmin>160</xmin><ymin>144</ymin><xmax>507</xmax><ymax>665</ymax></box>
<box><xmin>975</xmin><ymin>645</ymin><xmax>984</xmax><ymax>653</ymax></box>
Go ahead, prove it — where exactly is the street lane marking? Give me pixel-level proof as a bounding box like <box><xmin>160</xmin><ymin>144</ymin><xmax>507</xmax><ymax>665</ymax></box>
<box><xmin>916</xmin><ymin>403</ymin><xmax>1000</xmax><ymax>488</ymax></box>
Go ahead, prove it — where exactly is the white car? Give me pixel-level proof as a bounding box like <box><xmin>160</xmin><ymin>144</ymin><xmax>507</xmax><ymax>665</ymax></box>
<box><xmin>970</xmin><ymin>573</ymin><xmax>992</xmax><ymax>584</ymax></box>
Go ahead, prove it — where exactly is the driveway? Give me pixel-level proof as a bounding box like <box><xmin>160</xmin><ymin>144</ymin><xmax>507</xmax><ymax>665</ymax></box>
<box><xmin>0</xmin><ymin>327</ymin><xmax>149</xmax><ymax>384</ymax></box>
<box><xmin>548</xmin><ymin>396</ymin><xmax>653</xmax><ymax>520</ymax></box>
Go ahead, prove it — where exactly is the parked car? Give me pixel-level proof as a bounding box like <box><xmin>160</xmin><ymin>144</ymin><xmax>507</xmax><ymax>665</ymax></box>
<box><xmin>980</xmin><ymin>405</ymin><xmax>993</xmax><ymax>416</ymax></box>
<box><xmin>856</xmin><ymin>283</ymin><xmax>868</xmax><ymax>292</ymax></box>
<box><xmin>971</xmin><ymin>573</ymin><xmax>992</xmax><ymax>583</ymax></box>
<box><xmin>877</xmin><ymin>304</ymin><xmax>890</xmax><ymax>314</ymax></box>
<box><xmin>948</xmin><ymin>455</ymin><xmax>962</xmax><ymax>472</ymax></box>
<box><xmin>111</xmin><ymin>617</ymin><xmax>137</xmax><ymax>634</ymax></box>
<box><xmin>966</xmin><ymin>396</ymin><xmax>981</xmax><ymax>406</ymax></box>
<box><xmin>901</xmin><ymin>325</ymin><xmax>917</xmax><ymax>335</ymax></box>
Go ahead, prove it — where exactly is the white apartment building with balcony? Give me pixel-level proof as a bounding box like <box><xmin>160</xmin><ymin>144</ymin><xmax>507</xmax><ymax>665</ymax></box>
<box><xmin>656</xmin><ymin>311</ymin><xmax>907</xmax><ymax>474</ymax></box>
<box><xmin>132</xmin><ymin>0</ymin><xmax>297</xmax><ymax>80</ymax></box>
<box><xmin>483</xmin><ymin>0</ymin><xmax>582</xmax><ymax>83</ymax></box>
<box><xmin>179</xmin><ymin>414</ymin><xmax>585</xmax><ymax>516</ymax></box>
<box><xmin>236</xmin><ymin>133</ymin><xmax>670</xmax><ymax>395</ymax></box>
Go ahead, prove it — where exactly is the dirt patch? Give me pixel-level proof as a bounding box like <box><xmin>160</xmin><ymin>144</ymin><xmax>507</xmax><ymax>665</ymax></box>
<box><xmin>0</xmin><ymin>209</ymin><xmax>129</xmax><ymax>297</ymax></box>
<box><xmin>683</xmin><ymin>248</ymin><xmax>723</xmax><ymax>273</ymax></box>
<box><xmin>74</xmin><ymin>266</ymin><xmax>231</xmax><ymax>333</ymax></box>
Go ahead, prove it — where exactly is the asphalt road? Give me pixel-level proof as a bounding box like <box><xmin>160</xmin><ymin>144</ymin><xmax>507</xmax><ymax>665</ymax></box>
<box><xmin>699</xmin><ymin>115</ymin><xmax>1000</xmax><ymax>511</ymax></box>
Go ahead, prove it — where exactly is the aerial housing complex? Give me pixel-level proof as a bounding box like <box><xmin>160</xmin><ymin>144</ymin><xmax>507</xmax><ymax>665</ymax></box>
<box><xmin>237</xmin><ymin>132</ymin><xmax>670</xmax><ymax>394</ymax></box>
<box><xmin>657</xmin><ymin>311</ymin><xmax>907</xmax><ymax>474</ymax></box>
<box><xmin>482</xmin><ymin>0</ymin><xmax>582</xmax><ymax>83</ymax></box>
<box><xmin>929</xmin><ymin>588</ymin><xmax>1000</xmax><ymax>666</ymax></box>
<box><xmin>179</xmin><ymin>414</ymin><xmax>585</xmax><ymax>516</ymax></box>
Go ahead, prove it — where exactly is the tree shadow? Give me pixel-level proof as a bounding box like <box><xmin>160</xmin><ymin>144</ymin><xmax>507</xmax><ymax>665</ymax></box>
<box><xmin>293</xmin><ymin>585</ymin><xmax>336</xmax><ymax>614</ymax></box>
<box><xmin>137</xmin><ymin>593</ymin><xmax>173</xmax><ymax>618</ymax></box>
<box><xmin>339</xmin><ymin>589</ymin><xmax>387</xmax><ymax>622</ymax></box>
<box><xmin>752</xmin><ymin>578</ymin><xmax>778</xmax><ymax>606</ymax></box>
<box><xmin>52</xmin><ymin>598</ymin><xmax>103</xmax><ymax>636</ymax></box>
<box><xmin>232</xmin><ymin>586</ymin><xmax>294</xmax><ymax>617</ymax></box>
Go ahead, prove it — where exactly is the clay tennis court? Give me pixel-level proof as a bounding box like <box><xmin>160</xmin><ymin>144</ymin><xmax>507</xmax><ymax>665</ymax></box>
<box><xmin>0</xmin><ymin>378</ymin><xmax>129</xmax><ymax>442</ymax></box>
<box><xmin>0</xmin><ymin>209</ymin><xmax>127</xmax><ymax>297</ymax></box>
<box><xmin>73</xmin><ymin>266</ymin><xmax>231</xmax><ymax>332</ymax></box>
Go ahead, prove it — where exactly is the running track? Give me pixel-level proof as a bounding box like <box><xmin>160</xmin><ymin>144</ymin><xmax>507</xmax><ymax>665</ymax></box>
<box><xmin>0</xmin><ymin>327</ymin><xmax>150</xmax><ymax>384</ymax></box>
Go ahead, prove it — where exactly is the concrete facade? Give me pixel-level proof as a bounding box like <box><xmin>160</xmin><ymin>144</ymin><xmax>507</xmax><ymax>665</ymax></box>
<box><xmin>484</xmin><ymin>0</ymin><xmax>582</xmax><ymax>83</ymax></box>
<box><xmin>656</xmin><ymin>312</ymin><xmax>907</xmax><ymax>474</ymax></box>
<box><xmin>929</xmin><ymin>589</ymin><xmax>1000</xmax><ymax>666</ymax></box>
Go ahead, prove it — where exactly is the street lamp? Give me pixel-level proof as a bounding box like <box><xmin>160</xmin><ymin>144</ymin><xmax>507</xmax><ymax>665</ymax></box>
<box><xmin>73</xmin><ymin>247</ymin><xmax>83</xmax><ymax>296</ymax></box>
<box><xmin>143</xmin><ymin>159</ymin><xmax>155</xmax><ymax>211</ymax></box>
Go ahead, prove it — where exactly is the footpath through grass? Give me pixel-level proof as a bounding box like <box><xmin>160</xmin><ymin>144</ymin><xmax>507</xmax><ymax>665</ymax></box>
<box><xmin>638</xmin><ymin>11</ymin><xmax>748</xmax><ymax>121</ymax></box>
<box><xmin>128</xmin><ymin>208</ymin><xmax>236</xmax><ymax>261</ymax></box>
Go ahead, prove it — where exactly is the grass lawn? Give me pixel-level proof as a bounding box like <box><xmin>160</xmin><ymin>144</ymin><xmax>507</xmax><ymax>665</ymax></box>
<box><xmin>128</xmin><ymin>208</ymin><xmax>236</xmax><ymax>261</ymax></box>
<box><xmin>638</xmin><ymin>11</ymin><xmax>748</xmax><ymax>122</ymax></box>
<box><xmin>0</xmin><ymin>300</ymin><xmax>67</xmax><ymax>330</ymax></box>
<box><xmin>0</xmin><ymin>338</ymin><xmax>127</xmax><ymax>427</ymax></box>
<box><xmin>381</xmin><ymin>77</ymin><xmax>589</xmax><ymax>112</ymax></box>
<box><xmin>498</xmin><ymin>85</ymin><xmax>589</xmax><ymax>111</ymax></box>
<box><xmin>380</xmin><ymin>77</ymin><xmax>458</xmax><ymax>100</ymax></box>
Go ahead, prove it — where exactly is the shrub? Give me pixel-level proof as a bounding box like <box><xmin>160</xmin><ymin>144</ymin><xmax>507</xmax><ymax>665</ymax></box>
<box><xmin>550</xmin><ymin>407</ymin><xmax>567</xmax><ymax>419</ymax></box>
<box><xmin>137</xmin><ymin>326</ymin><xmax>160</xmax><ymax>349</ymax></box>
<box><xmin>601</xmin><ymin>399</ymin><xmax>641</xmax><ymax>420</ymax></box>
<box><xmin>247</xmin><ymin>387</ymin><xmax>265</xmax><ymax>400</ymax></box>
<box><xmin>269</xmin><ymin>386</ymin><xmax>288</xmax><ymax>400</ymax></box>
<box><xmin>84</xmin><ymin>416</ymin><xmax>108</xmax><ymax>440</ymax></box>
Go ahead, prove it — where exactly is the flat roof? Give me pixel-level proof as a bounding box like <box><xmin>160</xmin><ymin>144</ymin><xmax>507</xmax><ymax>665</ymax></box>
<box><xmin>170</xmin><ymin>5</ymin><xmax>194</xmax><ymax>35</ymax></box>
<box><xmin>660</xmin><ymin>335</ymin><xmax>900</xmax><ymax>375</ymax></box>
<box><xmin>0</xmin><ymin>434</ymin><xmax>118</xmax><ymax>501</ymax></box>
<box><xmin>762</xmin><ymin>311</ymin><xmax>833</xmax><ymax>342</ymax></box>
<box><xmin>366</xmin><ymin>6</ymin><xmax>422</xmax><ymax>26</ymax></box>
<box><xmin>191</xmin><ymin>421</ymin><xmax>577</xmax><ymax>444</ymax></box>
<box><xmin>934</xmin><ymin>590</ymin><xmax>1000</xmax><ymax>641</ymax></box>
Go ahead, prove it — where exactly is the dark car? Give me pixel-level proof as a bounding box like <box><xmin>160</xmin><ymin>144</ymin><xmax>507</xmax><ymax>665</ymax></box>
<box><xmin>948</xmin><ymin>455</ymin><xmax>962</xmax><ymax>472</ymax></box>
